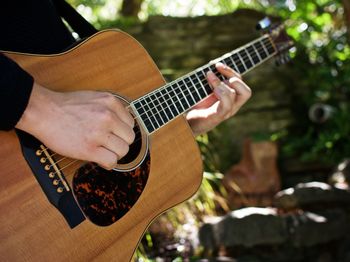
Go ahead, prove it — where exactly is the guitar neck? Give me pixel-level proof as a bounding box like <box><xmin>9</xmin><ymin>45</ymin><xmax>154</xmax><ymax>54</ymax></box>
<box><xmin>132</xmin><ymin>35</ymin><xmax>277</xmax><ymax>134</ymax></box>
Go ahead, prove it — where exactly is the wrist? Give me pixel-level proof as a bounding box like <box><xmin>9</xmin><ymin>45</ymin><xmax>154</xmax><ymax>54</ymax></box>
<box><xmin>15</xmin><ymin>83</ymin><xmax>60</xmax><ymax>136</ymax></box>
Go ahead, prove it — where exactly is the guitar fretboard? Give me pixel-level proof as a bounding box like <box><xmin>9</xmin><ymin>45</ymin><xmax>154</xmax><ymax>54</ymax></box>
<box><xmin>132</xmin><ymin>35</ymin><xmax>276</xmax><ymax>134</ymax></box>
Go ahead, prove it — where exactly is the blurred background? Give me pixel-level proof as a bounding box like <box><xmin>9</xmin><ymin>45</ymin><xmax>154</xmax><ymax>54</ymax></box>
<box><xmin>67</xmin><ymin>0</ymin><xmax>350</xmax><ymax>261</ymax></box>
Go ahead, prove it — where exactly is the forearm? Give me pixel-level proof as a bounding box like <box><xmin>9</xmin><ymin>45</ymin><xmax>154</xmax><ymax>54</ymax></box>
<box><xmin>0</xmin><ymin>54</ymin><xmax>34</xmax><ymax>130</ymax></box>
<box><xmin>15</xmin><ymin>83</ymin><xmax>61</xmax><ymax>136</ymax></box>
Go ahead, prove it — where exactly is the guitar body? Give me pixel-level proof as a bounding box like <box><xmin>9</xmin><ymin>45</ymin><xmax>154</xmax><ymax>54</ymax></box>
<box><xmin>0</xmin><ymin>30</ymin><xmax>203</xmax><ymax>261</ymax></box>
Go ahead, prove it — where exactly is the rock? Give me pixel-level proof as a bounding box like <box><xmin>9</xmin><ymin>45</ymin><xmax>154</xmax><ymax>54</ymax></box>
<box><xmin>274</xmin><ymin>182</ymin><xmax>350</xmax><ymax>210</ymax></box>
<box><xmin>217</xmin><ymin>208</ymin><xmax>287</xmax><ymax>247</ymax></box>
<box><xmin>329</xmin><ymin>158</ymin><xmax>350</xmax><ymax>189</ymax></box>
<box><xmin>286</xmin><ymin>209</ymin><xmax>350</xmax><ymax>247</ymax></box>
<box><xmin>199</xmin><ymin>208</ymin><xmax>289</xmax><ymax>248</ymax></box>
<box><xmin>198</xmin><ymin>222</ymin><xmax>217</xmax><ymax>250</ymax></box>
<box><xmin>199</xmin><ymin>206</ymin><xmax>350</xmax><ymax>252</ymax></box>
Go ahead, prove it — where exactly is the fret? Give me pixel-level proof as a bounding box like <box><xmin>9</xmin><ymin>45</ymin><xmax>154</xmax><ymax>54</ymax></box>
<box><xmin>197</xmin><ymin>70</ymin><xmax>212</xmax><ymax>94</ymax></box>
<box><xmin>158</xmin><ymin>89</ymin><xmax>174</xmax><ymax>120</ymax></box>
<box><xmin>134</xmin><ymin>35</ymin><xmax>279</xmax><ymax>134</ymax></box>
<box><xmin>184</xmin><ymin>79</ymin><xmax>198</xmax><ymax>105</ymax></box>
<box><xmin>177</xmin><ymin>81</ymin><xmax>194</xmax><ymax>108</ymax></box>
<box><xmin>209</xmin><ymin>64</ymin><xmax>220</xmax><ymax>76</ymax></box>
<box><xmin>244</xmin><ymin>48</ymin><xmax>255</xmax><ymax>67</ymax></box>
<box><xmin>223</xmin><ymin>56</ymin><xmax>233</xmax><ymax>68</ymax></box>
<box><xmin>228</xmin><ymin>56</ymin><xmax>240</xmax><ymax>73</ymax></box>
<box><xmin>168</xmin><ymin>84</ymin><xmax>185</xmax><ymax>113</ymax></box>
<box><xmin>189</xmin><ymin>74</ymin><xmax>205</xmax><ymax>99</ymax></box>
<box><xmin>143</xmin><ymin>101</ymin><xmax>158</xmax><ymax>130</ymax></box>
<box><xmin>149</xmin><ymin>94</ymin><xmax>166</xmax><ymax>125</ymax></box>
<box><xmin>146</xmin><ymin>96</ymin><xmax>163</xmax><ymax>126</ymax></box>
<box><xmin>160</xmin><ymin>88</ymin><xmax>176</xmax><ymax>118</ymax></box>
<box><xmin>193</xmin><ymin>73</ymin><xmax>208</xmax><ymax>97</ymax></box>
<box><xmin>154</xmin><ymin>91</ymin><xmax>170</xmax><ymax>122</ymax></box>
<box><xmin>260</xmin><ymin>39</ymin><xmax>270</xmax><ymax>58</ymax></box>
<box><xmin>255</xmin><ymin>41</ymin><xmax>268</xmax><ymax>59</ymax></box>
<box><xmin>134</xmin><ymin>101</ymin><xmax>144</xmax><ymax>116</ymax></box>
<box><xmin>134</xmin><ymin>101</ymin><xmax>152</xmax><ymax>132</ymax></box>
<box><xmin>232</xmin><ymin>53</ymin><xmax>245</xmax><ymax>73</ymax></box>
<box><xmin>250</xmin><ymin>44</ymin><xmax>262</xmax><ymax>63</ymax></box>
<box><xmin>150</xmin><ymin>93</ymin><xmax>165</xmax><ymax>125</ymax></box>
<box><xmin>239</xmin><ymin>49</ymin><xmax>252</xmax><ymax>69</ymax></box>
<box><xmin>140</xmin><ymin>99</ymin><xmax>158</xmax><ymax>132</ymax></box>
<box><xmin>185</xmin><ymin>78</ymin><xmax>200</xmax><ymax>103</ymax></box>
<box><xmin>263</xmin><ymin>37</ymin><xmax>275</xmax><ymax>54</ymax></box>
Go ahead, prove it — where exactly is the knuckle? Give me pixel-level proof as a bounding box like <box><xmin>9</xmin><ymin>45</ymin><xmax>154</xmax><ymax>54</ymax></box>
<box><xmin>244</xmin><ymin>87</ymin><xmax>252</xmax><ymax>99</ymax></box>
<box><xmin>127</xmin><ymin>130</ymin><xmax>136</xmax><ymax>145</ymax></box>
<box><xmin>223</xmin><ymin>109</ymin><xmax>232</xmax><ymax>120</ymax></box>
<box><xmin>104</xmin><ymin>159</ymin><xmax>117</xmax><ymax>170</ymax></box>
<box><xmin>223</xmin><ymin>114</ymin><xmax>230</xmax><ymax>120</ymax></box>
<box><xmin>229</xmin><ymin>77</ymin><xmax>240</xmax><ymax>84</ymax></box>
<box><xmin>228</xmin><ymin>88</ymin><xmax>236</xmax><ymax>97</ymax></box>
<box><xmin>247</xmin><ymin>87</ymin><xmax>252</xmax><ymax>96</ymax></box>
<box><xmin>126</xmin><ymin>114</ymin><xmax>135</xmax><ymax>128</ymax></box>
<box><xmin>103</xmin><ymin>93</ymin><xmax>121</xmax><ymax>107</ymax></box>
<box><xmin>102</xmin><ymin>92</ymin><xmax>115</xmax><ymax>100</ymax></box>
<box><xmin>106</xmin><ymin>154</ymin><xmax>118</xmax><ymax>170</ymax></box>
<box><xmin>90</xmin><ymin>126</ymin><xmax>103</xmax><ymax>140</ymax></box>
<box><xmin>99</xmin><ymin>109</ymin><xmax>114</xmax><ymax>123</ymax></box>
<box><xmin>218</xmin><ymin>106</ymin><xmax>230</xmax><ymax>119</ymax></box>
<box><xmin>118</xmin><ymin>143</ymin><xmax>130</xmax><ymax>158</ymax></box>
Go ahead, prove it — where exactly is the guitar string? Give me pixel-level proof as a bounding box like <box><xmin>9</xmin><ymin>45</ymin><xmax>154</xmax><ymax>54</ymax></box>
<box><xmin>41</xmin><ymin>41</ymin><xmax>275</xmax><ymax>174</ymax></box>
<box><xmin>131</xmin><ymin>36</ymin><xmax>272</xmax><ymax>109</ymax></box>
<box><xmin>41</xmin><ymin>42</ymin><xmax>274</xmax><ymax>172</ymax></box>
<box><xmin>126</xmin><ymin>41</ymin><xmax>274</xmax><ymax>136</ymax></box>
<box><xmin>127</xmin><ymin>40</ymin><xmax>274</xmax><ymax>123</ymax></box>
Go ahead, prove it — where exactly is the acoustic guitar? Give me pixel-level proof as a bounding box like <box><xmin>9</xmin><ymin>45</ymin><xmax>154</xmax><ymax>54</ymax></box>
<box><xmin>0</xmin><ymin>20</ymin><xmax>292</xmax><ymax>261</ymax></box>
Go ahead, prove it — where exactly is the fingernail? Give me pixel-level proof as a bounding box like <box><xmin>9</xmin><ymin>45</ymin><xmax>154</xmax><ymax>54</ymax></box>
<box><xmin>207</xmin><ymin>71</ymin><xmax>216</xmax><ymax>80</ymax></box>
<box><xmin>216</xmin><ymin>62</ymin><xmax>226</xmax><ymax>69</ymax></box>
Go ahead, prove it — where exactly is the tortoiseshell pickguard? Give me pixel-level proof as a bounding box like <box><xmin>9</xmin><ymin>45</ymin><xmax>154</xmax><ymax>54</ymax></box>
<box><xmin>72</xmin><ymin>153</ymin><xmax>150</xmax><ymax>226</ymax></box>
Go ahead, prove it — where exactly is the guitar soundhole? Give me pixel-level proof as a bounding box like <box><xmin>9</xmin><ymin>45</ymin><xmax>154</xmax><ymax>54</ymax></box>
<box><xmin>117</xmin><ymin>122</ymin><xmax>142</xmax><ymax>164</ymax></box>
<box><xmin>112</xmin><ymin>94</ymin><xmax>149</xmax><ymax>172</ymax></box>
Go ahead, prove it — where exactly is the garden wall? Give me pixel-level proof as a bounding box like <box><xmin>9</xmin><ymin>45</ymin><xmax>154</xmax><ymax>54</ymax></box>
<box><xmin>121</xmin><ymin>9</ymin><xmax>316</xmax><ymax>184</ymax></box>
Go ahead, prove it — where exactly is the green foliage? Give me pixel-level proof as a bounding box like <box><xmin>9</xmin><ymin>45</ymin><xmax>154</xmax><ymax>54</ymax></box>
<box><xmin>67</xmin><ymin>0</ymin><xmax>350</xmax><ymax>259</ymax></box>
<box><xmin>272</xmin><ymin>0</ymin><xmax>350</xmax><ymax>164</ymax></box>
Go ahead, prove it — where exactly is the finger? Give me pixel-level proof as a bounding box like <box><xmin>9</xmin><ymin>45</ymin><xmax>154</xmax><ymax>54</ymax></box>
<box><xmin>102</xmin><ymin>94</ymin><xmax>135</xmax><ymax>128</ymax></box>
<box><xmin>213</xmin><ymin>82</ymin><xmax>237</xmax><ymax>120</ymax></box>
<box><xmin>110</xmin><ymin>118</ymin><xmax>135</xmax><ymax>145</ymax></box>
<box><xmin>216</xmin><ymin>62</ymin><xmax>242</xmax><ymax>79</ymax></box>
<box><xmin>93</xmin><ymin>147</ymin><xmax>118</xmax><ymax>170</ymax></box>
<box><xmin>207</xmin><ymin>71</ymin><xmax>237</xmax><ymax>117</ymax></box>
<box><xmin>227</xmin><ymin>77</ymin><xmax>252</xmax><ymax>108</ymax></box>
<box><xmin>191</xmin><ymin>93</ymin><xmax>217</xmax><ymax>110</ymax></box>
<box><xmin>103</xmin><ymin>133</ymin><xmax>130</xmax><ymax>160</ymax></box>
<box><xmin>206</xmin><ymin>71</ymin><xmax>221</xmax><ymax>88</ymax></box>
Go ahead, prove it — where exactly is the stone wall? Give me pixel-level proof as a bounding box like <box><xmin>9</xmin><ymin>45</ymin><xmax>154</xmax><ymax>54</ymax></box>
<box><xmin>199</xmin><ymin>182</ymin><xmax>350</xmax><ymax>262</ymax></box>
<box><xmin>122</xmin><ymin>9</ymin><xmax>295</xmax><ymax>172</ymax></box>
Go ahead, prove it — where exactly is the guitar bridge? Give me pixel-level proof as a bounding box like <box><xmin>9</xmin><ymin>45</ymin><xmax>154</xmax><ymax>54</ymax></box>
<box><xmin>37</xmin><ymin>145</ymin><xmax>70</xmax><ymax>193</ymax></box>
<box><xmin>15</xmin><ymin>130</ymin><xmax>85</xmax><ymax>228</ymax></box>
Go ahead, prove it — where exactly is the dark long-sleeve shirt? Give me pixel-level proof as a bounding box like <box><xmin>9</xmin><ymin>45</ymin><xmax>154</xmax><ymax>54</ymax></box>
<box><xmin>0</xmin><ymin>0</ymin><xmax>76</xmax><ymax>130</ymax></box>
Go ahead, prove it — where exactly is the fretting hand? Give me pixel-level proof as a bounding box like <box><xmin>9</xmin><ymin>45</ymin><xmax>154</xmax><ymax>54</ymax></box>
<box><xmin>186</xmin><ymin>62</ymin><xmax>252</xmax><ymax>136</ymax></box>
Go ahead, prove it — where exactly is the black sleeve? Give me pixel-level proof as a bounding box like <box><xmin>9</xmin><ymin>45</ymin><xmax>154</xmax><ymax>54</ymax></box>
<box><xmin>0</xmin><ymin>53</ymin><xmax>34</xmax><ymax>131</ymax></box>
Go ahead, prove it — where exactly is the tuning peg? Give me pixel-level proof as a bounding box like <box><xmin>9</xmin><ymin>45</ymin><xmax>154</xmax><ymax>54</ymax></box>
<box><xmin>256</xmin><ymin>17</ymin><xmax>271</xmax><ymax>31</ymax></box>
<box><xmin>275</xmin><ymin>56</ymin><xmax>282</xmax><ymax>66</ymax></box>
<box><xmin>275</xmin><ymin>53</ymin><xmax>291</xmax><ymax>66</ymax></box>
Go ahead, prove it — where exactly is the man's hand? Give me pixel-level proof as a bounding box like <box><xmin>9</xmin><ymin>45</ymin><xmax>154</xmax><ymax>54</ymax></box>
<box><xmin>16</xmin><ymin>83</ymin><xmax>135</xmax><ymax>170</ymax></box>
<box><xmin>186</xmin><ymin>63</ymin><xmax>252</xmax><ymax>136</ymax></box>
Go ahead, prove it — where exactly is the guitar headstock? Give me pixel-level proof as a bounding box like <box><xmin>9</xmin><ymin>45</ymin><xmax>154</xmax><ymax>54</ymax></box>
<box><xmin>257</xmin><ymin>17</ymin><xmax>295</xmax><ymax>65</ymax></box>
